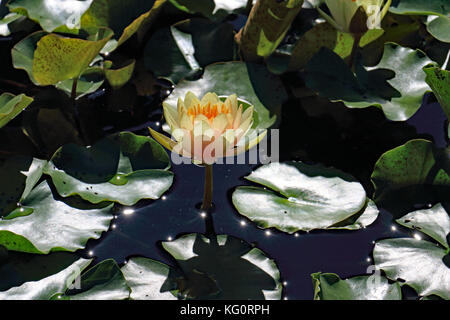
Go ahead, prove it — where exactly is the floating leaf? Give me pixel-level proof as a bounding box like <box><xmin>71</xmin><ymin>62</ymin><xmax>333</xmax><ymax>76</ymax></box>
<box><xmin>0</xmin><ymin>258</ymin><xmax>92</xmax><ymax>300</ymax></box>
<box><xmin>0</xmin><ymin>93</ymin><xmax>33</xmax><ymax>129</ymax></box>
<box><xmin>0</xmin><ymin>12</ymin><xmax>23</xmax><ymax>36</ymax></box>
<box><xmin>61</xmin><ymin>259</ymin><xmax>130</xmax><ymax>300</ymax></box>
<box><xmin>144</xmin><ymin>18</ymin><xmax>235</xmax><ymax>84</ymax></box>
<box><xmin>424</xmin><ymin>66</ymin><xmax>450</xmax><ymax>120</ymax></box>
<box><xmin>0</xmin><ymin>181</ymin><xmax>113</xmax><ymax>254</ymax></box>
<box><xmin>104</xmin><ymin>59</ymin><xmax>136</xmax><ymax>89</ymax></box>
<box><xmin>0</xmin><ymin>258</ymin><xmax>130</xmax><ymax>300</ymax></box>
<box><xmin>81</xmin><ymin>0</ymin><xmax>165</xmax><ymax>51</ymax></box>
<box><xmin>426</xmin><ymin>16</ymin><xmax>450</xmax><ymax>43</ymax></box>
<box><xmin>32</xmin><ymin>27</ymin><xmax>113</xmax><ymax>85</ymax></box>
<box><xmin>232</xmin><ymin>162</ymin><xmax>372</xmax><ymax>233</ymax></box>
<box><xmin>163</xmin><ymin>62</ymin><xmax>287</xmax><ymax>129</ymax></box>
<box><xmin>0</xmin><ymin>156</ymin><xmax>46</xmax><ymax>217</ymax></box>
<box><xmin>121</xmin><ymin>257</ymin><xmax>177</xmax><ymax>300</ymax></box>
<box><xmin>161</xmin><ymin>233</ymin><xmax>282</xmax><ymax>300</ymax></box>
<box><xmin>11</xmin><ymin>31</ymin><xmax>47</xmax><ymax>85</ymax></box>
<box><xmin>44</xmin><ymin>132</ymin><xmax>173</xmax><ymax>205</ymax></box>
<box><xmin>371</xmin><ymin>139</ymin><xmax>450</xmax><ymax>215</ymax></box>
<box><xmin>55</xmin><ymin>66</ymin><xmax>105</xmax><ymax>99</ymax></box>
<box><xmin>374</xmin><ymin>204</ymin><xmax>450</xmax><ymax>300</ymax></box>
<box><xmin>168</xmin><ymin>0</ymin><xmax>249</xmax><ymax>20</ymax></box>
<box><xmin>389</xmin><ymin>0</ymin><xmax>449</xmax><ymax>17</ymax></box>
<box><xmin>8</xmin><ymin>0</ymin><xmax>93</xmax><ymax>32</ymax></box>
<box><xmin>304</xmin><ymin>43</ymin><xmax>436</xmax><ymax>121</ymax></box>
<box><xmin>311</xmin><ymin>272</ymin><xmax>402</xmax><ymax>300</ymax></box>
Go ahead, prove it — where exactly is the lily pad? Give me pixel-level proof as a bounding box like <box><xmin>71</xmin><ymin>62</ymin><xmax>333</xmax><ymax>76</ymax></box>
<box><xmin>0</xmin><ymin>258</ymin><xmax>92</xmax><ymax>299</ymax></box>
<box><xmin>389</xmin><ymin>0</ymin><xmax>449</xmax><ymax>17</ymax></box>
<box><xmin>104</xmin><ymin>60</ymin><xmax>136</xmax><ymax>89</ymax></box>
<box><xmin>55</xmin><ymin>66</ymin><xmax>105</xmax><ymax>99</ymax></box>
<box><xmin>0</xmin><ymin>156</ymin><xmax>46</xmax><ymax>217</ymax></box>
<box><xmin>143</xmin><ymin>18</ymin><xmax>235</xmax><ymax>84</ymax></box>
<box><xmin>311</xmin><ymin>272</ymin><xmax>402</xmax><ymax>300</ymax></box>
<box><xmin>426</xmin><ymin>16</ymin><xmax>450</xmax><ymax>43</ymax></box>
<box><xmin>168</xmin><ymin>0</ymin><xmax>249</xmax><ymax>20</ymax></box>
<box><xmin>81</xmin><ymin>0</ymin><xmax>164</xmax><ymax>51</ymax></box>
<box><xmin>304</xmin><ymin>43</ymin><xmax>436</xmax><ymax>121</ymax></box>
<box><xmin>374</xmin><ymin>204</ymin><xmax>450</xmax><ymax>299</ymax></box>
<box><xmin>121</xmin><ymin>257</ymin><xmax>177</xmax><ymax>300</ymax></box>
<box><xmin>44</xmin><ymin>131</ymin><xmax>173</xmax><ymax>205</ymax></box>
<box><xmin>0</xmin><ymin>180</ymin><xmax>113</xmax><ymax>254</ymax></box>
<box><xmin>163</xmin><ymin>62</ymin><xmax>287</xmax><ymax>129</ymax></box>
<box><xmin>424</xmin><ymin>66</ymin><xmax>450</xmax><ymax>120</ymax></box>
<box><xmin>60</xmin><ymin>259</ymin><xmax>130</xmax><ymax>300</ymax></box>
<box><xmin>32</xmin><ymin>27</ymin><xmax>113</xmax><ymax>85</ymax></box>
<box><xmin>0</xmin><ymin>93</ymin><xmax>33</xmax><ymax>129</ymax></box>
<box><xmin>0</xmin><ymin>258</ymin><xmax>131</xmax><ymax>300</ymax></box>
<box><xmin>161</xmin><ymin>233</ymin><xmax>282</xmax><ymax>300</ymax></box>
<box><xmin>371</xmin><ymin>139</ymin><xmax>450</xmax><ymax>215</ymax></box>
<box><xmin>232</xmin><ymin>162</ymin><xmax>374</xmax><ymax>233</ymax></box>
<box><xmin>0</xmin><ymin>12</ymin><xmax>23</xmax><ymax>36</ymax></box>
<box><xmin>8</xmin><ymin>0</ymin><xmax>93</xmax><ymax>32</ymax></box>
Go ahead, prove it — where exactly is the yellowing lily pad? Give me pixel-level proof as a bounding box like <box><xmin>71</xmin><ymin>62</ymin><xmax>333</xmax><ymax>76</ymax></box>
<box><xmin>104</xmin><ymin>59</ymin><xmax>136</xmax><ymax>89</ymax></box>
<box><xmin>0</xmin><ymin>93</ymin><xmax>33</xmax><ymax>129</ymax></box>
<box><xmin>232</xmin><ymin>162</ymin><xmax>375</xmax><ymax>233</ymax></box>
<box><xmin>44</xmin><ymin>132</ymin><xmax>173</xmax><ymax>205</ymax></box>
<box><xmin>32</xmin><ymin>27</ymin><xmax>113</xmax><ymax>85</ymax></box>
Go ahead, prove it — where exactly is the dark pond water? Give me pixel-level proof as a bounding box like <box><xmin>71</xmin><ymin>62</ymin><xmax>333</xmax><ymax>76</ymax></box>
<box><xmin>0</xmin><ymin>90</ymin><xmax>447</xmax><ymax>300</ymax></box>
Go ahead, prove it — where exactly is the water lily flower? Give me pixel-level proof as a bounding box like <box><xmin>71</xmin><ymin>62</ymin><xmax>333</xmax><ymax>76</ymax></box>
<box><xmin>317</xmin><ymin>0</ymin><xmax>392</xmax><ymax>34</ymax></box>
<box><xmin>149</xmin><ymin>91</ymin><xmax>266</xmax><ymax>165</ymax></box>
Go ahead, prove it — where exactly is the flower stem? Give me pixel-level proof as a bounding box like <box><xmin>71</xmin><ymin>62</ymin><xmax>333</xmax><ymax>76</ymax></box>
<box><xmin>70</xmin><ymin>78</ymin><xmax>87</xmax><ymax>145</ymax></box>
<box><xmin>201</xmin><ymin>164</ymin><xmax>213</xmax><ymax>212</ymax></box>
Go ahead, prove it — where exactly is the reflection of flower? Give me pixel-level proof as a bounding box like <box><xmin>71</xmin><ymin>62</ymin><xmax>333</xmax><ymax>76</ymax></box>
<box><xmin>318</xmin><ymin>0</ymin><xmax>392</xmax><ymax>34</ymax></box>
<box><xmin>150</xmin><ymin>91</ymin><xmax>266</xmax><ymax>164</ymax></box>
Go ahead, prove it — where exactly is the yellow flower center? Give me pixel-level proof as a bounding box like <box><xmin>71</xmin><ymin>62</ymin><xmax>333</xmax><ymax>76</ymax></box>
<box><xmin>186</xmin><ymin>102</ymin><xmax>231</xmax><ymax>120</ymax></box>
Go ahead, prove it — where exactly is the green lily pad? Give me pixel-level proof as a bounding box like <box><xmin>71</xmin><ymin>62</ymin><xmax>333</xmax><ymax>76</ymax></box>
<box><xmin>0</xmin><ymin>258</ymin><xmax>92</xmax><ymax>299</ymax></box>
<box><xmin>11</xmin><ymin>31</ymin><xmax>47</xmax><ymax>85</ymax></box>
<box><xmin>32</xmin><ymin>27</ymin><xmax>113</xmax><ymax>85</ymax></box>
<box><xmin>60</xmin><ymin>259</ymin><xmax>130</xmax><ymax>300</ymax></box>
<box><xmin>144</xmin><ymin>18</ymin><xmax>235</xmax><ymax>84</ymax></box>
<box><xmin>0</xmin><ymin>258</ymin><xmax>131</xmax><ymax>300</ymax></box>
<box><xmin>0</xmin><ymin>180</ymin><xmax>113</xmax><ymax>254</ymax></box>
<box><xmin>0</xmin><ymin>93</ymin><xmax>33</xmax><ymax>129</ymax></box>
<box><xmin>232</xmin><ymin>162</ymin><xmax>373</xmax><ymax>233</ymax></box>
<box><xmin>396</xmin><ymin>203</ymin><xmax>450</xmax><ymax>248</ymax></box>
<box><xmin>7</xmin><ymin>0</ymin><xmax>93</xmax><ymax>32</ymax></box>
<box><xmin>374</xmin><ymin>204</ymin><xmax>450</xmax><ymax>299</ymax></box>
<box><xmin>389</xmin><ymin>0</ymin><xmax>449</xmax><ymax>17</ymax></box>
<box><xmin>424</xmin><ymin>66</ymin><xmax>450</xmax><ymax>120</ymax></box>
<box><xmin>0</xmin><ymin>156</ymin><xmax>46</xmax><ymax>217</ymax></box>
<box><xmin>104</xmin><ymin>59</ymin><xmax>136</xmax><ymax>89</ymax></box>
<box><xmin>304</xmin><ymin>43</ymin><xmax>436</xmax><ymax>121</ymax></box>
<box><xmin>168</xmin><ymin>0</ymin><xmax>249</xmax><ymax>20</ymax></box>
<box><xmin>161</xmin><ymin>233</ymin><xmax>282</xmax><ymax>300</ymax></box>
<box><xmin>371</xmin><ymin>139</ymin><xmax>450</xmax><ymax>215</ymax></box>
<box><xmin>55</xmin><ymin>66</ymin><xmax>105</xmax><ymax>99</ymax></box>
<box><xmin>44</xmin><ymin>131</ymin><xmax>173</xmax><ymax>205</ymax></box>
<box><xmin>426</xmin><ymin>16</ymin><xmax>450</xmax><ymax>43</ymax></box>
<box><xmin>121</xmin><ymin>257</ymin><xmax>177</xmax><ymax>300</ymax></box>
<box><xmin>81</xmin><ymin>0</ymin><xmax>164</xmax><ymax>51</ymax></box>
<box><xmin>163</xmin><ymin>62</ymin><xmax>287</xmax><ymax>129</ymax></box>
<box><xmin>311</xmin><ymin>272</ymin><xmax>402</xmax><ymax>300</ymax></box>
<box><xmin>0</xmin><ymin>12</ymin><xmax>23</xmax><ymax>36</ymax></box>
